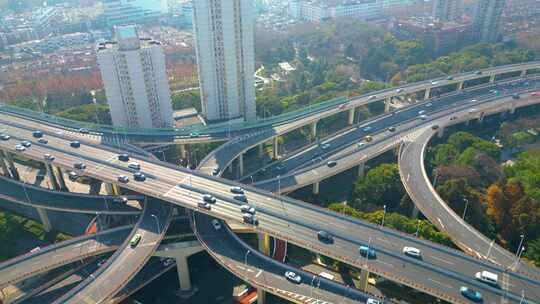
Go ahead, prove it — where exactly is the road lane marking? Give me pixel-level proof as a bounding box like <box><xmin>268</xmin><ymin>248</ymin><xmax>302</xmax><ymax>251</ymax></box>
<box><xmin>437</xmin><ymin>217</ymin><xmax>445</xmax><ymax>229</ymax></box>
<box><xmin>430</xmin><ymin>255</ymin><xmax>455</xmax><ymax>265</ymax></box>
<box><xmin>428</xmin><ymin>277</ymin><xmax>452</xmax><ymax>289</ymax></box>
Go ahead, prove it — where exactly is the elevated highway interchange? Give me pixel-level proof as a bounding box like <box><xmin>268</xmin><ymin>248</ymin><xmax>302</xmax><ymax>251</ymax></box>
<box><xmin>0</xmin><ymin>62</ymin><xmax>540</xmax><ymax>303</ymax></box>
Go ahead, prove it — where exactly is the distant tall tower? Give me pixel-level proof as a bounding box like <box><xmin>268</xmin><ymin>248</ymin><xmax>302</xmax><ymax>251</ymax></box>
<box><xmin>97</xmin><ymin>25</ymin><xmax>174</xmax><ymax>128</ymax></box>
<box><xmin>472</xmin><ymin>0</ymin><xmax>506</xmax><ymax>43</ymax></box>
<box><xmin>192</xmin><ymin>0</ymin><xmax>257</xmax><ymax>122</ymax></box>
<box><xmin>432</xmin><ymin>0</ymin><xmax>461</xmax><ymax>22</ymax></box>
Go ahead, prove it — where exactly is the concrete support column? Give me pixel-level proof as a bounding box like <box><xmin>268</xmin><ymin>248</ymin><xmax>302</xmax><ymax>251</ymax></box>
<box><xmin>384</xmin><ymin>97</ymin><xmax>391</xmax><ymax>113</ymax></box>
<box><xmin>238</xmin><ymin>153</ymin><xmax>244</xmax><ymax>178</ymax></box>
<box><xmin>510</xmin><ymin>104</ymin><xmax>516</xmax><ymax>114</ymax></box>
<box><xmin>489</xmin><ymin>74</ymin><xmax>496</xmax><ymax>82</ymax></box>
<box><xmin>104</xmin><ymin>183</ymin><xmax>120</xmax><ymax>196</ymax></box>
<box><xmin>89</xmin><ymin>180</ymin><xmax>103</xmax><ymax>195</ymax></box>
<box><xmin>258</xmin><ymin>144</ymin><xmax>264</xmax><ymax>158</ymax></box>
<box><xmin>176</xmin><ymin>255</ymin><xmax>192</xmax><ymax>291</ymax></box>
<box><xmin>0</xmin><ymin>153</ymin><xmax>10</xmax><ymax>177</ymax></box>
<box><xmin>437</xmin><ymin>126</ymin><xmax>445</xmax><ymax>138</ymax></box>
<box><xmin>153</xmin><ymin>241</ymin><xmax>204</xmax><ymax>295</ymax></box>
<box><xmin>2</xmin><ymin>151</ymin><xmax>19</xmax><ymax>180</ymax></box>
<box><xmin>179</xmin><ymin>144</ymin><xmax>187</xmax><ymax>159</ymax></box>
<box><xmin>228</xmin><ymin>164</ymin><xmax>233</xmax><ymax>174</ymax></box>
<box><xmin>521</xmin><ymin>70</ymin><xmax>527</xmax><ymax>77</ymax></box>
<box><xmin>36</xmin><ymin>207</ymin><xmax>52</xmax><ymax>232</ymax></box>
<box><xmin>310</xmin><ymin>121</ymin><xmax>317</xmax><ymax>141</ymax></box>
<box><xmin>348</xmin><ymin>108</ymin><xmax>355</xmax><ymax>125</ymax></box>
<box><xmin>357</xmin><ymin>162</ymin><xmax>365</xmax><ymax>178</ymax></box>
<box><xmin>313</xmin><ymin>182</ymin><xmax>320</xmax><ymax>195</ymax></box>
<box><xmin>272</xmin><ymin>137</ymin><xmax>279</xmax><ymax>159</ymax></box>
<box><xmin>457</xmin><ymin>81</ymin><xmax>464</xmax><ymax>91</ymax></box>
<box><xmin>411</xmin><ymin>205</ymin><xmax>420</xmax><ymax>219</ymax></box>
<box><xmin>45</xmin><ymin>163</ymin><xmax>60</xmax><ymax>190</ymax></box>
<box><xmin>424</xmin><ymin>87</ymin><xmax>431</xmax><ymax>100</ymax></box>
<box><xmin>357</xmin><ymin>268</ymin><xmax>370</xmax><ymax>292</ymax></box>
<box><xmin>54</xmin><ymin>166</ymin><xmax>68</xmax><ymax>191</ymax></box>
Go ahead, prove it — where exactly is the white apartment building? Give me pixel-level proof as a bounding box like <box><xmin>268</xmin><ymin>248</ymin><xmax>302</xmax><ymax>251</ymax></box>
<box><xmin>192</xmin><ymin>0</ymin><xmax>257</xmax><ymax>122</ymax></box>
<box><xmin>97</xmin><ymin>26</ymin><xmax>174</xmax><ymax>129</ymax></box>
<box><xmin>432</xmin><ymin>0</ymin><xmax>461</xmax><ymax>22</ymax></box>
<box><xmin>288</xmin><ymin>0</ymin><xmax>412</xmax><ymax>22</ymax></box>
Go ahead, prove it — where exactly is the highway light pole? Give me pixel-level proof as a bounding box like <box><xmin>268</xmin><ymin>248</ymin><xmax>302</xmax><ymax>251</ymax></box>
<box><xmin>461</xmin><ymin>198</ymin><xmax>469</xmax><ymax>220</ymax></box>
<box><xmin>244</xmin><ymin>249</ymin><xmax>251</xmax><ymax>271</ymax></box>
<box><xmin>151</xmin><ymin>214</ymin><xmax>160</xmax><ymax>235</ymax></box>
<box><xmin>415</xmin><ymin>220</ymin><xmax>421</xmax><ymax>237</ymax></box>
<box><xmin>516</xmin><ymin>234</ymin><xmax>525</xmax><ymax>257</ymax></box>
<box><xmin>381</xmin><ymin>205</ymin><xmax>387</xmax><ymax>228</ymax></box>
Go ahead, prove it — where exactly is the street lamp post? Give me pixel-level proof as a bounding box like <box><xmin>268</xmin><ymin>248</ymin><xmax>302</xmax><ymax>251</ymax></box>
<box><xmin>516</xmin><ymin>234</ymin><xmax>525</xmax><ymax>257</ymax></box>
<box><xmin>381</xmin><ymin>205</ymin><xmax>387</xmax><ymax>228</ymax></box>
<box><xmin>151</xmin><ymin>214</ymin><xmax>160</xmax><ymax>235</ymax></box>
<box><xmin>244</xmin><ymin>249</ymin><xmax>251</xmax><ymax>271</ymax></box>
<box><xmin>462</xmin><ymin>198</ymin><xmax>469</xmax><ymax>220</ymax></box>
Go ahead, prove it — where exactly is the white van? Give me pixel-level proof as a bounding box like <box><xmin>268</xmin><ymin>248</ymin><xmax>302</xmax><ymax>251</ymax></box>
<box><xmin>475</xmin><ymin>271</ymin><xmax>498</xmax><ymax>286</ymax></box>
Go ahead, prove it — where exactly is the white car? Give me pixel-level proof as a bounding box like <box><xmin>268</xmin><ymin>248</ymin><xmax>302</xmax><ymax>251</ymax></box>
<box><xmin>211</xmin><ymin>219</ymin><xmax>222</xmax><ymax>230</ymax></box>
<box><xmin>284</xmin><ymin>271</ymin><xmax>301</xmax><ymax>284</ymax></box>
<box><xmin>470</xmin><ymin>99</ymin><xmax>477</xmax><ymax>103</ymax></box>
<box><xmin>230</xmin><ymin>186</ymin><xmax>244</xmax><ymax>194</ymax></box>
<box><xmin>368</xmin><ymin>95</ymin><xmax>377</xmax><ymax>100</ymax></box>
<box><xmin>367</xmin><ymin>299</ymin><xmax>382</xmax><ymax>304</ymax></box>
<box><xmin>163</xmin><ymin>258</ymin><xmax>174</xmax><ymax>267</ymax></box>
<box><xmin>44</xmin><ymin>153</ymin><xmax>55</xmax><ymax>161</ymax></box>
<box><xmin>402</xmin><ymin>247</ymin><xmax>422</xmax><ymax>259</ymax></box>
<box><xmin>15</xmin><ymin>144</ymin><xmax>25</xmax><ymax>152</ymax></box>
<box><xmin>425</xmin><ymin>102</ymin><xmax>433</xmax><ymax>107</ymax></box>
<box><xmin>128</xmin><ymin>162</ymin><xmax>141</xmax><ymax>170</ymax></box>
<box><xmin>418</xmin><ymin>110</ymin><xmax>426</xmax><ymax>115</ymax></box>
<box><xmin>431</xmin><ymin>80</ymin><xmax>439</xmax><ymax>85</ymax></box>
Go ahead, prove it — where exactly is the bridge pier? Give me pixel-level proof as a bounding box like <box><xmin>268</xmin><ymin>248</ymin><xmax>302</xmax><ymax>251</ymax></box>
<box><xmin>510</xmin><ymin>104</ymin><xmax>516</xmax><ymax>114</ymax></box>
<box><xmin>153</xmin><ymin>240</ymin><xmax>204</xmax><ymax>296</ymax></box>
<box><xmin>521</xmin><ymin>70</ymin><xmax>527</xmax><ymax>77</ymax></box>
<box><xmin>89</xmin><ymin>179</ymin><xmax>103</xmax><ymax>195</ymax></box>
<box><xmin>424</xmin><ymin>87</ymin><xmax>431</xmax><ymax>100</ymax></box>
<box><xmin>384</xmin><ymin>97</ymin><xmax>391</xmax><ymax>113</ymax></box>
<box><xmin>411</xmin><ymin>205</ymin><xmax>420</xmax><ymax>219</ymax></box>
<box><xmin>1</xmin><ymin>150</ymin><xmax>19</xmax><ymax>180</ymax></box>
<box><xmin>258</xmin><ymin>144</ymin><xmax>264</xmax><ymax>158</ymax></box>
<box><xmin>36</xmin><ymin>206</ymin><xmax>52</xmax><ymax>232</ymax></box>
<box><xmin>272</xmin><ymin>137</ymin><xmax>279</xmax><ymax>160</ymax></box>
<box><xmin>357</xmin><ymin>268</ymin><xmax>370</xmax><ymax>292</ymax></box>
<box><xmin>257</xmin><ymin>233</ymin><xmax>271</xmax><ymax>304</ymax></box>
<box><xmin>54</xmin><ymin>166</ymin><xmax>68</xmax><ymax>191</ymax></box>
<box><xmin>104</xmin><ymin>183</ymin><xmax>121</xmax><ymax>196</ymax></box>
<box><xmin>0</xmin><ymin>152</ymin><xmax>10</xmax><ymax>177</ymax></box>
<box><xmin>357</xmin><ymin>162</ymin><xmax>365</xmax><ymax>178</ymax></box>
<box><xmin>179</xmin><ymin>144</ymin><xmax>187</xmax><ymax>159</ymax></box>
<box><xmin>489</xmin><ymin>74</ymin><xmax>496</xmax><ymax>82</ymax></box>
<box><xmin>348</xmin><ymin>108</ymin><xmax>355</xmax><ymax>125</ymax></box>
<box><xmin>310</xmin><ymin>121</ymin><xmax>317</xmax><ymax>142</ymax></box>
<box><xmin>312</xmin><ymin>182</ymin><xmax>320</xmax><ymax>195</ymax></box>
<box><xmin>437</xmin><ymin>126</ymin><xmax>445</xmax><ymax>138</ymax></box>
<box><xmin>45</xmin><ymin>163</ymin><xmax>61</xmax><ymax>191</ymax></box>
<box><xmin>457</xmin><ymin>81</ymin><xmax>464</xmax><ymax>91</ymax></box>
<box><xmin>238</xmin><ymin>153</ymin><xmax>244</xmax><ymax>178</ymax></box>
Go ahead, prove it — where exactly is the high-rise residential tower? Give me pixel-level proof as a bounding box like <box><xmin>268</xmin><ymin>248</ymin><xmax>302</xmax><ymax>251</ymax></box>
<box><xmin>472</xmin><ymin>0</ymin><xmax>506</xmax><ymax>43</ymax></box>
<box><xmin>97</xmin><ymin>25</ymin><xmax>174</xmax><ymax>128</ymax></box>
<box><xmin>192</xmin><ymin>0</ymin><xmax>257</xmax><ymax>122</ymax></box>
<box><xmin>432</xmin><ymin>0</ymin><xmax>461</xmax><ymax>22</ymax></box>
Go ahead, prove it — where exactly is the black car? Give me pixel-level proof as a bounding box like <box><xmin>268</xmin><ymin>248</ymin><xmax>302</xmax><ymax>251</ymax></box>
<box><xmin>79</xmin><ymin>128</ymin><xmax>90</xmax><ymax>134</ymax></box>
<box><xmin>21</xmin><ymin>141</ymin><xmax>32</xmax><ymax>148</ymax></box>
<box><xmin>70</xmin><ymin>141</ymin><xmax>81</xmax><ymax>148</ymax></box>
<box><xmin>32</xmin><ymin>131</ymin><xmax>43</xmax><ymax>138</ymax></box>
<box><xmin>212</xmin><ymin>168</ymin><xmax>220</xmax><ymax>176</ymax></box>
<box><xmin>38</xmin><ymin>138</ymin><xmax>48</xmax><ymax>144</ymax></box>
<box><xmin>234</xmin><ymin>194</ymin><xmax>248</xmax><ymax>202</ymax></box>
<box><xmin>133</xmin><ymin>172</ymin><xmax>146</xmax><ymax>182</ymax></box>
<box><xmin>113</xmin><ymin>197</ymin><xmax>128</xmax><ymax>204</ymax></box>
<box><xmin>0</xmin><ymin>134</ymin><xmax>10</xmax><ymax>141</ymax></box>
<box><xmin>512</xmin><ymin>93</ymin><xmax>521</xmax><ymax>100</ymax></box>
<box><xmin>68</xmin><ymin>171</ymin><xmax>79</xmax><ymax>181</ymax></box>
<box><xmin>326</xmin><ymin>161</ymin><xmax>337</xmax><ymax>168</ymax></box>
<box><xmin>118</xmin><ymin>154</ymin><xmax>130</xmax><ymax>162</ymax></box>
<box><xmin>317</xmin><ymin>231</ymin><xmax>334</xmax><ymax>244</ymax></box>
